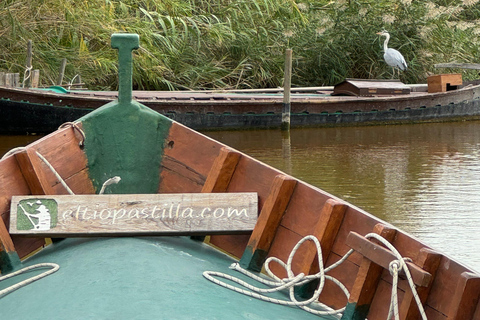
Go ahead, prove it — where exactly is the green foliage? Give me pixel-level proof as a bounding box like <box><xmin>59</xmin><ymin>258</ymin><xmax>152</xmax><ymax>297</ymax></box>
<box><xmin>1</xmin><ymin>0</ymin><xmax>480</xmax><ymax>90</ymax></box>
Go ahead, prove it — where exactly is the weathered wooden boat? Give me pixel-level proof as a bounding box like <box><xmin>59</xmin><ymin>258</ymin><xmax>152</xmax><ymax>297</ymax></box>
<box><xmin>1</xmin><ymin>34</ymin><xmax>479</xmax><ymax>320</ymax></box>
<box><xmin>2</xmin><ymin>62</ymin><xmax>480</xmax><ymax>134</ymax></box>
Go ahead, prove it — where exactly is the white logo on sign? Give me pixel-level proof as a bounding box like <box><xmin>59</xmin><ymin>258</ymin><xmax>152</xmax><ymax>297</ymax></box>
<box><xmin>19</xmin><ymin>200</ymin><xmax>52</xmax><ymax>230</ymax></box>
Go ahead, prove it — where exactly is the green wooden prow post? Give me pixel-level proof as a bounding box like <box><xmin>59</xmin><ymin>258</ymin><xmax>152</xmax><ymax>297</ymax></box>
<box><xmin>110</xmin><ymin>33</ymin><xmax>139</xmax><ymax>107</ymax></box>
<box><xmin>80</xmin><ymin>33</ymin><xmax>173</xmax><ymax>195</ymax></box>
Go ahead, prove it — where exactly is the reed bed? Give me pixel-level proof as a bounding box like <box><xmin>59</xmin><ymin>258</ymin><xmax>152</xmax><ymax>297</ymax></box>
<box><xmin>1</xmin><ymin>0</ymin><xmax>480</xmax><ymax>90</ymax></box>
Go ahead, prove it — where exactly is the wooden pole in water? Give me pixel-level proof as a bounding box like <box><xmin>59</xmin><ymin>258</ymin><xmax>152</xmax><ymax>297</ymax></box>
<box><xmin>56</xmin><ymin>58</ymin><xmax>67</xmax><ymax>86</ymax></box>
<box><xmin>25</xmin><ymin>40</ymin><xmax>33</xmax><ymax>88</ymax></box>
<box><xmin>281</xmin><ymin>49</ymin><xmax>292</xmax><ymax>131</ymax></box>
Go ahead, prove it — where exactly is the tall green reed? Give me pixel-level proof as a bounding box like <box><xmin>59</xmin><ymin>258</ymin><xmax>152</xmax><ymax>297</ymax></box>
<box><xmin>1</xmin><ymin>0</ymin><xmax>480</xmax><ymax>90</ymax></box>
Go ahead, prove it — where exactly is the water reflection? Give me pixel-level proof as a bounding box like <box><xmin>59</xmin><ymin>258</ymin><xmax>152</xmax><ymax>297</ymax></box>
<box><xmin>205</xmin><ymin>122</ymin><xmax>480</xmax><ymax>271</ymax></box>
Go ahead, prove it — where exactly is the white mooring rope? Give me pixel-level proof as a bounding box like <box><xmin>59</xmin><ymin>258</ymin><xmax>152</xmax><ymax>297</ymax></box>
<box><xmin>204</xmin><ymin>233</ymin><xmax>428</xmax><ymax>320</ymax></box>
<box><xmin>0</xmin><ymin>263</ymin><xmax>59</xmax><ymax>298</ymax></box>
<box><xmin>22</xmin><ymin>65</ymin><xmax>33</xmax><ymax>88</ymax></box>
<box><xmin>204</xmin><ymin>235</ymin><xmax>349</xmax><ymax>317</ymax></box>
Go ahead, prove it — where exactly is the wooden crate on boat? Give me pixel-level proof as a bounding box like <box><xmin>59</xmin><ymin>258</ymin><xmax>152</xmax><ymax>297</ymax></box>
<box><xmin>427</xmin><ymin>73</ymin><xmax>462</xmax><ymax>93</ymax></box>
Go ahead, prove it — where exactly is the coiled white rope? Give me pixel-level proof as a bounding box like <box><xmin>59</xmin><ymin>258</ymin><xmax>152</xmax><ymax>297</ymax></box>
<box><xmin>204</xmin><ymin>233</ymin><xmax>428</xmax><ymax>320</ymax></box>
<box><xmin>204</xmin><ymin>235</ymin><xmax>350</xmax><ymax>317</ymax></box>
<box><xmin>0</xmin><ymin>263</ymin><xmax>59</xmax><ymax>298</ymax></box>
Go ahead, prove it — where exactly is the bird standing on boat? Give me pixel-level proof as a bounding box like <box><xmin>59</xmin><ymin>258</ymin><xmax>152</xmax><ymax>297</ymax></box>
<box><xmin>376</xmin><ymin>30</ymin><xmax>407</xmax><ymax>79</ymax></box>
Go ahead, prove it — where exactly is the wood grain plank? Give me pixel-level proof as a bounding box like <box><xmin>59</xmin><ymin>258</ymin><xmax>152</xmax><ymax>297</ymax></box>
<box><xmin>298</xmin><ymin>199</ymin><xmax>348</xmax><ymax>275</ymax></box>
<box><xmin>10</xmin><ymin>193</ymin><xmax>258</xmax><ymax>237</ymax></box>
<box><xmin>0</xmin><ymin>202</ymin><xmax>21</xmax><ymax>273</ymax></box>
<box><xmin>341</xmin><ymin>224</ymin><xmax>397</xmax><ymax>320</ymax></box>
<box><xmin>447</xmin><ymin>272</ymin><xmax>480</xmax><ymax>320</ymax></box>
<box><xmin>15</xmin><ymin>148</ymin><xmax>56</xmax><ymax>195</ymax></box>
<box><xmin>346</xmin><ymin>232</ymin><xmax>432</xmax><ymax>287</ymax></box>
<box><xmin>239</xmin><ymin>174</ymin><xmax>297</xmax><ymax>271</ymax></box>
<box><xmin>0</xmin><ymin>156</ymin><xmax>30</xmax><ymax>215</ymax></box>
<box><xmin>209</xmin><ymin>155</ymin><xmax>280</xmax><ymax>257</ymax></box>
<box><xmin>202</xmin><ymin>147</ymin><xmax>241</xmax><ymax>193</ymax></box>
<box><xmin>399</xmin><ymin>248</ymin><xmax>442</xmax><ymax>320</ymax></box>
<box><xmin>28</xmin><ymin>125</ymin><xmax>89</xmax><ymax>181</ymax></box>
<box><xmin>163</xmin><ymin>122</ymin><xmax>222</xmax><ymax>178</ymax></box>
<box><xmin>0</xmin><ymin>217</ymin><xmax>16</xmax><ymax>253</ymax></box>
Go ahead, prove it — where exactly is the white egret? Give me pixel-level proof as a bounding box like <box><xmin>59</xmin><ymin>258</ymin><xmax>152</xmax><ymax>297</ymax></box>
<box><xmin>376</xmin><ymin>31</ymin><xmax>407</xmax><ymax>78</ymax></box>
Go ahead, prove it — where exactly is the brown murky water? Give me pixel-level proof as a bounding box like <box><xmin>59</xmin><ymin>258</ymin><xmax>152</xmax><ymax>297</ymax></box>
<box><xmin>0</xmin><ymin>135</ymin><xmax>42</xmax><ymax>157</ymax></box>
<box><xmin>2</xmin><ymin>121</ymin><xmax>480</xmax><ymax>271</ymax></box>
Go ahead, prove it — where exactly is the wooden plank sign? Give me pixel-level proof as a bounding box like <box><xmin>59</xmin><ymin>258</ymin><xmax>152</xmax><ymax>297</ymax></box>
<box><xmin>9</xmin><ymin>193</ymin><xmax>258</xmax><ymax>237</ymax></box>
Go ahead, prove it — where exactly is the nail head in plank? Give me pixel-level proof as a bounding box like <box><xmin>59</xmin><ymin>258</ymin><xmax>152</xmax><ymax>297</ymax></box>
<box><xmin>239</xmin><ymin>174</ymin><xmax>297</xmax><ymax>271</ymax></box>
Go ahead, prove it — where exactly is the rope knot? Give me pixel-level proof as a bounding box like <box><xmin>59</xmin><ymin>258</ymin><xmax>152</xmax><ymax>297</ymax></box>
<box><xmin>389</xmin><ymin>259</ymin><xmax>401</xmax><ymax>276</ymax></box>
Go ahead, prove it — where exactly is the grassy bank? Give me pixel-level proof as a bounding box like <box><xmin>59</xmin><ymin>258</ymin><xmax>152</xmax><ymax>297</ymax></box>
<box><xmin>1</xmin><ymin>0</ymin><xmax>480</xmax><ymax>90</ymax></box>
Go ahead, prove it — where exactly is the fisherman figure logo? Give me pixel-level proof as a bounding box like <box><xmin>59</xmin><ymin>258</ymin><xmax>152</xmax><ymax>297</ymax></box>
<box><xmin>17</xmin><ymin>199</ymin><xmax>58</xmax><ymax>231</ymax></box>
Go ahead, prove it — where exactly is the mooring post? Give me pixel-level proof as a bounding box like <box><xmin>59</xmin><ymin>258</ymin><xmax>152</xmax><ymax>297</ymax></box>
<box><xmin>282</xmin><ymin>129</ymin><xmax>292</xmax><ymax>172</ymax></box>
<box><xmin>56</xmin><ymin>58</ymin><xmax>67</xmax><ymax>86</ymax></box>
<box><xmin>281</xmin><ymin>49</ymin><xmax>292</xmax><ymax>131</ymax></box>
<box><xmin>25</xmin><ymin>40</ymin><xmax>33</xmax><ymax>88</ymax></box>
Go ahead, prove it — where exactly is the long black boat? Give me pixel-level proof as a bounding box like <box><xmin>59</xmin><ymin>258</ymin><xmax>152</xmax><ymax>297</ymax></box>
<box><xmin>1</xmin><ymin>75</ymin><xmax>480</xmax><ymax>134</ymax></box>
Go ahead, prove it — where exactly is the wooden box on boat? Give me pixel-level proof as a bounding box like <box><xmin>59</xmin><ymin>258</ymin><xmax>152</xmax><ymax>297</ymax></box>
<box><xmin>427</xmin><ymin>74</ymin><xmax>462</xmax><ymax>93</ymax></box>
